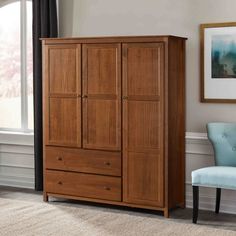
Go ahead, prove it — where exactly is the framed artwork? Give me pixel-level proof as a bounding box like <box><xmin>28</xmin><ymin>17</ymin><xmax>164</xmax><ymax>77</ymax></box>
<box><xmin>200</xmin><ymin>22</ymin><xmax>236</xmax><ymax>103</ymax></box>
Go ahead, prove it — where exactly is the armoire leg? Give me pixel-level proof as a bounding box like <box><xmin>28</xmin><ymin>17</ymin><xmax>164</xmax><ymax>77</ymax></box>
<box><xmin>43</xmin><ymin>192</ymin><xmax>49</xmax><ymax>202</ymax></box>
<box><xmin>164</xmin><ymin>209</ymin><xmax>169</xmax><ymax>218</ymax></box>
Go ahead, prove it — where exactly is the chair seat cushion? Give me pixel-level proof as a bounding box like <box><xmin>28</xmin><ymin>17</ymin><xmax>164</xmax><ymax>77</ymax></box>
<box><xmin>192</xmin><ymin>166</ymin><xmax>236</xmax><ymax>190</ymax></box>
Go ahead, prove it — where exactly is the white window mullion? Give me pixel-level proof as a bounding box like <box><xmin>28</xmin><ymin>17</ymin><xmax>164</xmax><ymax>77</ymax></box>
<box><xmin>20</xmin><ymin>0</ymin><xmax>28</xmax><ymax>131</ymax></box>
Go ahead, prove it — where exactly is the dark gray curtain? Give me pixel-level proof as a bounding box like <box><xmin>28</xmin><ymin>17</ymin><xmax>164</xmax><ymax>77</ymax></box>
<box><xmin>33</xmin><ymin>0</ymin><xmax>58</xmax><ymax>191</ymax></box>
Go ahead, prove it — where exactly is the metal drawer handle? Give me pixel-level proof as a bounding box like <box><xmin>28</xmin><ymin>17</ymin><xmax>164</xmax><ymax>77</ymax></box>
<box><xmin>58</xmin><ymin>181</ymin><xmax>63</xmax><ymax>185</ymax></box>
<box><xmin>104</xmin><ymin>161</ymin><xmax>111</xmax><ymax>166</ymax></box>
<box><xmin>104</xmin><ymin>186</ymin><xmax>111</xmax><ymax>191</ymax></box>
<box><xmin>57</xmin><ymin>156</ymin><xmax>63</xmax><ymax>161</ymax></box>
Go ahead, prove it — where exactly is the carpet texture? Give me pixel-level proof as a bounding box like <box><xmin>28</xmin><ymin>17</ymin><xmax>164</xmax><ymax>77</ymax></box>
<box><xmin>0</xmin><ymin>197</ymin><xmax>235</xmax><ymax>236</ymax></box>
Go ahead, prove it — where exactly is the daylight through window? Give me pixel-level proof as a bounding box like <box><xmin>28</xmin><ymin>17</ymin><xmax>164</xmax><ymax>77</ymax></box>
<box><xmin>0</xmin><ymin>0</ymin><xmax>33</xmax><ymax>132</ymax></box>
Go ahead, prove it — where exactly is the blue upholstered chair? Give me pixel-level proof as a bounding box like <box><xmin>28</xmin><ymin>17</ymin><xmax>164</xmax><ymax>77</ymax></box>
<box><xmin>192</xmin><ymin>123</ymin><xmax>236</xmax><ymax>223</ymax></box>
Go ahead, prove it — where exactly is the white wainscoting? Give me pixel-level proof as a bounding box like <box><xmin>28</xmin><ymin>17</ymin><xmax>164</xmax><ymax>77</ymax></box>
<box><xmin>186</xmin><ymin>132</ymin><xmax>236</xmax><ymax>214</ymax></box>
<box><xmin>0</xmin><ymin>132</ymin><xmax>34</xmax><ymax>189</ymax></box>
<box><xmin>0</xmin><ymin>132</ymin><xmax>236</xmax><ymax>214</ymax></box>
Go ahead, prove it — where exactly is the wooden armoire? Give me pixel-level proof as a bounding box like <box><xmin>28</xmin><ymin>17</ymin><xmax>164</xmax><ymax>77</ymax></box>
<box><xmin>42</xmin><ymin>35</ymin><xmax>186</xmax><ymax>217</ymax></box>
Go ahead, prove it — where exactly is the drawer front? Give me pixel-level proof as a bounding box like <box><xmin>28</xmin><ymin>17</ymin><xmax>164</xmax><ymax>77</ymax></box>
<box><xmin>45</xmin><ymin>147</ymin><xmax>121</xmax><ymax>176</ymax></box>
<box><xmin>45</xmin><ymin>170</ymin><xmax>121</xmax><ymax>201</ymax></box>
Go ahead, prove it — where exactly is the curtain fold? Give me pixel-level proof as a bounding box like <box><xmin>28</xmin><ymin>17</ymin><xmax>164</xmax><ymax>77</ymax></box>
<box><xmin>33</xmin><ymin>0</ymin><xmax>58</xmax><ymax>191</ymax></box>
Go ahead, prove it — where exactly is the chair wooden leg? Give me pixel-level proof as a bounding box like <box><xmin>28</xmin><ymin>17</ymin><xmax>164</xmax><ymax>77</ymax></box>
<box><xmin>192</xmin><ymin>186</ymin><xmax>199</xmax><ymax>224</ymax></box>
<box><xmin>215</xmin><ymin>188</ymin><xmax>221</xmax><ymax>214</ymax></box>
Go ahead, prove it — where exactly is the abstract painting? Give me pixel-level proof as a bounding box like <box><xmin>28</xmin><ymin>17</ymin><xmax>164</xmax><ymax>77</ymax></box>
<box><xmin>200</xmin><ymin>22</ymin><xmax>236</xmax><ymax>103</ymax></box>
<box><xmin>212</xmin><ymin>34</ymin><xmax>236</xmax><ymax>78</ymax></box>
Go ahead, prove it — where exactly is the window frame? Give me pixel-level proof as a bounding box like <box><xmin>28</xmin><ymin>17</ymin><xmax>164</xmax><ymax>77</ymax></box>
<box><xmin>0</xmin><ymin>0</ymin><xmax>33</xmax><ymax>133</ymax></box>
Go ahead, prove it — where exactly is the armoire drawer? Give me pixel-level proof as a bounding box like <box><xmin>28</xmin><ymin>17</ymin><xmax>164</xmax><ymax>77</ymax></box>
<box><xmin>45</xmin><ymin>146</ymin><xmax>121</xmax><ymax>176</ymax></box>
<box><xmin>45</xmin><ymin>170</ymin><xmax>121</xmax><ymax>202</ymax></box>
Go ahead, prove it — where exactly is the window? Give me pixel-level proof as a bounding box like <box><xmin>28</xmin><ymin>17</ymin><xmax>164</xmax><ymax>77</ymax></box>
<box><xmin>0</xmin><ymin>0</ymin><xmax>33</xmax><ymax>132</ymax></box>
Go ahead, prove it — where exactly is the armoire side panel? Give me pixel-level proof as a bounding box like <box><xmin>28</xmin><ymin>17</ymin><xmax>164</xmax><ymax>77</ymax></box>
<box><xmin>82</xmin><ymin>44</ymin><xmax>121</xmax><ymax>151</ymax></box>
<box><xmin>44</xmin><ymin>44</ymin><xmax>81</xmax><ymax>147</ymax></box>
<box><xmin>167</xmin><ymin>38</ymin><xmax>186</xmax><ymax>209</ymax></box>
<box><xmin>122</xmin><ymin>43</ymin><xmax>165</xmax><ymax>207</ymax></box>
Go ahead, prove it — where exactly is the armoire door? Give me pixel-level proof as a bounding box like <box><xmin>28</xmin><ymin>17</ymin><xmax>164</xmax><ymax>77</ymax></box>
<box><xmin>122</xmin><ymin>43</ymin><xmax>165</xmax><ymax>207</ymax></box>
<box><xmin>82</xmin><ymin>44</ymin><xmax>121</xmax><ymax>151</ymax></box>
<box><xmin>44</xmin><ymin>44</ymin><xmax>81</xmax><ymax>147</ymax></box>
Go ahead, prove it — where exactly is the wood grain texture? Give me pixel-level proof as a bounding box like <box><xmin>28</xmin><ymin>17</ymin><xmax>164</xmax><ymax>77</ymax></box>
<box><xmin>42</xmin><ymin>36</ymin><xmax>187</xmax><ymax>217</ymax></box>
<box><xmin>47</xmin><ymin>97</ymin><xmax>81</xmax><ymax>147</ymax></box>
<box><xmin>44</xmin><ymin>44</ymin><xmax>81</xmax><ymax>147</ymax></box>
<box><xmin>124</xmin><ymin>43</ymin><xmax>161</xmax><ymax>98</ymax></box>
<box><xmin>48</xmin><ymin>45</ymin><xmax>78</xmax><ymax>94</ymax></box>
<box><xmin>45</xmin><ymin>170</ymin><xmax>121</xmax><ymax>201</ymax></box>
<box><xmin>82</xmin><ymin>44</ymin><xmax>121</xmax><ymax>151</ymax></box>
<box><xmin>124</xmin><ymin>152</ymin><xmax>164</xmax><ymax>207</ymax></box>
<box><xmin>122</xmin><ymin>43</ymin><xmax>165</xmax><ymax>207</ymax></box>
<box><xmin>167</xmin><ymin>37</ymin><xmax>186</xmax><ymax>209</ymax></box>
<box><xmin>41</xmin><ymin>35</ymin><xmax>186</xmax><ymax>45</ymax></box>
<box><xmin>45</xmin><ymin>146</ymin><xmax>121</xmax><ymax>176</ymax></box>
<box><xmin>124</xmin><ymin>101</ymin><xmax>161</xmax><ymax>153</ymax></box>
<box><xmin>42</xmin><ymin>41</ymin><xmax>48</xmax><ymax>202</ymax></box>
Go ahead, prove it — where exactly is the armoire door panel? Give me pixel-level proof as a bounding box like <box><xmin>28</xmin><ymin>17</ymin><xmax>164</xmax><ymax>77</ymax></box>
<box><xmin>48</xmin><ymin>45</ymin><xmax>80</xmax><ymax>95</ymax></box>
<box><xmin>47</xmin><ymin>97</ymin><xmax>81</xmax><ymax>147</ymax></box>
<box><xmin>86</xmin><ymin>48</ymin><xmax>117</xmax><ymax>95</ymax></box>
<box><xmin>125</xmin><ymin>100</ymin><xmax>161</xmax><ymax>152</ymax></box>
<box><xmin>123</xmin><ymin>43</ymin><xmax>163</xmax><ymax>98</ymax></box>
<box><xmin>83</xmin><ymin>99</ymin><xmax>120</xmax><ymax>150</ymax></box>
<box><xmin>124</xmin><ymin>152</ymin><xmax>164</xmax><ymax>206</ymax></box>
<box><xmin>123</xmin><ymin>42</ymin><xmax>164</xmax><ymax>207</ymax></box>
<box><xmin>83</xmin><ymin>44</ymin><xmax>121</xmax><ymax>150</ymax></box>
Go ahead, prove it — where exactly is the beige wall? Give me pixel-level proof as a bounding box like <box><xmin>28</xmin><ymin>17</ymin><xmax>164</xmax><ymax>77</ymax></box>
<box><xmin>58</xmin><ymin>0</ymin><xmax>236</xmax><ymax>133</ymax></box>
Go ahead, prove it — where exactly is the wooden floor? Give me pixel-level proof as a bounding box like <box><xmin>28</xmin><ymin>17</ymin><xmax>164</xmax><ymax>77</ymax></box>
<box><xmin>1</xmin><ymin>186</ymin><xmax>236</xmax><ymax>232</ymax></box>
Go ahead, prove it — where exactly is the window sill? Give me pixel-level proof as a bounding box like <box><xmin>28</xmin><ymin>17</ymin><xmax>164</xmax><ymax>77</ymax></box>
<box><xmin>0</xmin><ymin>131</ymin><xmax>34</xmax><ymax>146</ymax></box>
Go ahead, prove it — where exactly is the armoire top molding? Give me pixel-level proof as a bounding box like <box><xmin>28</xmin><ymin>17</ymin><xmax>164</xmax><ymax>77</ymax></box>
<box><xmin>41</xmin><ymin>35</ymin><xmax>187</xmax><ymax>45</ymax></box>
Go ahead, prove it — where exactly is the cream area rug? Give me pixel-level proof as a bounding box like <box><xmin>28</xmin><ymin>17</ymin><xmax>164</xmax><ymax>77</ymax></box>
<box><xmin>0</xmin><ymin>197</ymin><xmax>235</xmax><ymax>236</ymax></box>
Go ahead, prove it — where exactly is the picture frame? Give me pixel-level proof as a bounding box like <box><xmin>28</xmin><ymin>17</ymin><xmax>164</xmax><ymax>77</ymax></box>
<box><xmin>200</xmin><ymin>22</ymin><xmax>236</xmax><ymax>103</ymax></box>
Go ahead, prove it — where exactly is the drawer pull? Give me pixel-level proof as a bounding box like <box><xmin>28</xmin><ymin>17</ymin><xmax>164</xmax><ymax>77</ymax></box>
<box><xmin>57</xmin><ymin>156</ymin><xmax>63</xmax><ymax>161</ymax></box>
<box><xmin>104</xmin><ymin>161</ymin><xmax>111</xmax><ymax>166</ymax></box>
<box><xmin>58</xmin><ymin>181</ymin><xmax>63</xmax><ymax>185</ymax></box>
<box><xmin>104</xmin><ymin>186</ymin><xmax>111</xmax><ymax>191</ymax></box>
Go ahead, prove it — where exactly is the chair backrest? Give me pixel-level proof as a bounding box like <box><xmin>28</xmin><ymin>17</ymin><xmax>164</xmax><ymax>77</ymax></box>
<box><xmin>207</xmin><ymin>123</ymin><xmax>236</xmax><ymax>166</ymax></box>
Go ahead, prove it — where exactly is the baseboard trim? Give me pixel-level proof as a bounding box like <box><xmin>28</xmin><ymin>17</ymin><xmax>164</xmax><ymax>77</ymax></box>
<box><xmin>0</xmin><ymin>174</ymin><xmax>34</xmax><ymax>189</ymax></box>
<box><xmin>0</xmin><ymin>140</ymin><xmax>34</xmax><ymax>190</ymax></box>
